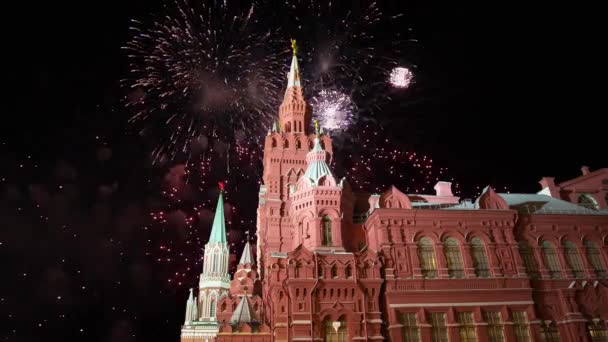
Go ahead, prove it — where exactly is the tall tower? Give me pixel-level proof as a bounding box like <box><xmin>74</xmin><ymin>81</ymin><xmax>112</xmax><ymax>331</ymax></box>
<box><xmin>181</xmin><ymin>185</ymin><xmax>230</xmax><ymax>342</ymax></box>
<box><xmin>257</xmin><ymin>40</ymin><xmax>334</xmax><ymax>274</ymax></box>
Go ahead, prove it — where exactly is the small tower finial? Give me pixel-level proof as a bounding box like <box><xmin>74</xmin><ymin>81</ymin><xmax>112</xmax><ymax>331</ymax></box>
<box><xmin>291</xmin><ymin>38</ymin><xmax>297</xmax><ymax>56</ymax></box>
<box><xmin>313</xmin><ymin>119</ymin><xmax>320</xmax><ymax>136</ymax></box>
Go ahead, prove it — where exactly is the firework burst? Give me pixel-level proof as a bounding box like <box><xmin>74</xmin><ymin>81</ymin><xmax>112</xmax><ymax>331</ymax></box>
<box><xmin>310</xmin><ymin>89</ymin><xmax>354</xmax><ymax>131</ymax></box>
<box><xmin>123</xmin><ymin>0</ymin><xmax>287</xmax><ymax>164</ymax></box>
<box><xmin>260</xmin><ymin>0</ymin><xmax>417</xmax><ymax>129</ymax></box>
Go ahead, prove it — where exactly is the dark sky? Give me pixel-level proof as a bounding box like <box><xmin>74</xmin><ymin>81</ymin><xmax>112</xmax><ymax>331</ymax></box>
<box><xmin>1</xmin><ymin>1</ymin><xmax>604</xmax><ymax>341</ymax></box>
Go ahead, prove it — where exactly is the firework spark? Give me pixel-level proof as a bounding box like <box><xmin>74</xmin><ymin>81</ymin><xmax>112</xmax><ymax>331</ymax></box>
<box><xmin>311</xmin><ymin>89</ymin><xmax>354</xmax><ymax>131</ymax></box>
<box><xmin>389</xmin><ymin>67</ymin><xmax>414</xmax><ymax>88</ymax></box>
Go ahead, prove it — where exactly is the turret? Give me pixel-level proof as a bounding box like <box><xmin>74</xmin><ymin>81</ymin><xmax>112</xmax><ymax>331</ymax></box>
<box><xmin>290</xmin><ymin>124</ymin><xmax>347</xmax><ymax>251</ymax></box>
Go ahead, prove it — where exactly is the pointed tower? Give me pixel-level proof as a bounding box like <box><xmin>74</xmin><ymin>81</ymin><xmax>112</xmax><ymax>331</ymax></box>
<box><xmin>181</xmin><ymin>184</ymin><xmax>230</xmax><ymax>342</ymax></box>
<box><xmin>230</xmin><ymin>240</ymin><xmax>259</xmax><ymax>297</ymax></box>
<box><xmin>258</xmin><ymin>40</ymin><xmax>334</xmax><ymax>277</ymax></box>
<box><xmin>199</xmin><ymin>184</ymin><xmax>231</xmax><ymax>318</ymax></box>
<box><xmin>279</xmin><ymin>39</ymin><xmax>309</xmax><ymax>134</ymax></box>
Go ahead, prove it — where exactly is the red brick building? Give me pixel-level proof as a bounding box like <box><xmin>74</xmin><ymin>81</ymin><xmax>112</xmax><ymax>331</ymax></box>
<box><xmin>181</xmin><ymin>44</ymin><xmax>608</xmax><ymax>341</ymax></box>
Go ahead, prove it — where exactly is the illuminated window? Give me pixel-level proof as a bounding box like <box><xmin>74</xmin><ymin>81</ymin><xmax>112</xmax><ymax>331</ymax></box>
<box><xmin>541</xmin><ymin>321</ymin><xmax>560</xmax><ymax>342</ymax></box>
<box><xmin>418</xmin><ymin>237</ymin><xmax>437</xmax><ymax>278</ymax></box>
<box><xmin>484</xmin><ymin>311</ymin><xmax>504</xmax><ymax>342</ymax></box>
<box><xmin>588</xmin><ymin>320</ymin><xmax>608</xmax><ymax>342</ymax></box>
<box><xmin>542</xmin><ymin>241</ymin><xmax>562</xmax><ymax>279</ymax></box>
<box><xmin>400</xmin><ymin>313</ymin><xmax>419</xmax><ymax>342</ymax></box>
<box><xmin>563</xmin><ymin>240</ymin><xmax>585</xmax><ymax>278</ymax></box>
<box><xmin>324</xmin><ymin>316</ymin><xmax>347</xmax><ymax>342</ymax></box>
<box><xmin>512</xmin><ymin>311</ymin><xmax>531</xmax><ymax>342</ymax></box>
<box><xmin>585</xmin><ymin>240</ymin><xmax>607</xmax><ymax>278</ymax></box>
<box><xmin>444</xmin><ymin>238</ymin><xmax>464</xmax><ymax>278</ymax></box>
<box><xmin>471</xmin><ymin>237</ymin><xmax>490</xmax><ymax>277</ymax></box>
<box><xmin>322</xmin><ymin>216</ymin><xmax>332</xmax><ymax>246</ymax></box>
<box><xmin>579</xmin><ymin>194</ymin><xmax>599</xmax><ymax>210</ymax></box>
<box><xmin>458</xmin><ymin>312</ymin><xmax>477</xmax><ymax>342</ymax></box>
<box><xmin>519</xmin><ymin>241</ymin><xmax>539</xmax><ymax>279</ymax></box>
<box><xmin>429</xmin><ymin>312</ymin><xmax>448</xmax><ymax>342</ymax></box>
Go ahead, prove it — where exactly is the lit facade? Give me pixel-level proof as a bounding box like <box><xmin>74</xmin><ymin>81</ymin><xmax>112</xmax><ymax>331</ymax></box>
<box><xmin>180</xmin><ymin>46</ymin><xmax>608</xmax><ymax>341</ymax></box>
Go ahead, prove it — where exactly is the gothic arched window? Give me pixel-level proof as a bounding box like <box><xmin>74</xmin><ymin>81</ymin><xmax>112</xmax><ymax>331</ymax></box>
<box><xmin>471</xmin><ymin>237</ymin><xmax>490</xmax><ymax>277</ymax></box>
<box><xmin>322</xmin><ymin>215</ymin><xmax>332</xmax><ymax>246</ymax></box>
<box><xmin>563</xmin><ymin>240</ymin><xmax>585</xmax><ymax>278</ymax></box>
<box><xmin>417</xmin><ymin>237</ymin><xmax>437</xmax><ymax>278</ymax></box>
<box><xmin>345</xmin><ymin>265</ymin><xmax>352</xmax><ymax>278</ymax></box>
<box><xmin>209</xmin><ymin>297</ymin><xmax>216</xmax><ymax>317</ymax></box>
<box><xmin>585</xmin><ymin>239</ymin><xmax>606</xmax><ymax>278</ymax></box>
<box><xmin>542</xmin><ymin>241</ymin><xmax>562</xmax><ymax>279</ymax></box>
<box><xmin>518</xmin><ymin>241</ymin><xmax>539</xmax><ymax>279</ymax></box>
<box><xmin>444</xmin><ymin>237</ymin><xmax>464</xmax><ymax>278</ymax></box>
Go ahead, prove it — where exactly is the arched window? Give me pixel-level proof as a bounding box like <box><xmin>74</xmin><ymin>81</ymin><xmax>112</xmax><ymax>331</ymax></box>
<box><xmin>271</xmin><ymin>138</ymin><xmax>277</xmax><ymax>148</ymax></box>
<box><xmin>284</xmin><ymin>139</ymin><xmax>289</xmax><ymax>148</ymax></box>
<box><xmin>331</xmin><ymin>265</ymin><xmax>337</xmax><ymax>278</ymax></box>
<box><xmin>209</xmin><ymin>297</ymin><xmax>216</xmax><ymax>317</ymax></box>
<box><xmin>401</xmin><ymin>312</ymin><xmax>420</xmax><ymax>342</ymax></box>
<box><xmin>471</xmin><ymin>237</ymin><xmax>491</xmax><ymax>277</ymax></box>
<box><xmin>518</xmin><ymin>241</ymin><xmax>540</xmax><ymax>279</ymax></box>
<box><xmin>324</xmin><ymin>316</ymin><xmax>348</xmax><ymax>342</ymax></box>
<box><xmin>585</xmin><ymin>240</ymin><xmax>606</xmax><ymax>278</ymax></box>
<box><xmin>221</xmin><ymin>302</ymin><xmax>226</xmax><ymax>312</ymax></box>
<box><xmin>322</xmin><ymin>216</ymin><xmax>332</xmax><ymax>246</ymax></box>
<box><xmin>285</xmin><ymin>122</ymin><xmax>291</xmax><ymax>133</ymax></box>
<box><xmin>345</xmin><ymin>265</ymin><xmax>352</xmax><ymax>278</ymax></box>
<box><xmin>542</xmin><ymin>241</ymin><xmax>562</xmax><ymax>279</ymax></box>
<box><xmin>444</xmin><ymin>237</ymin><xmax>464</xmax><ymax>278</ymax></box>
<box><xmin>295</xmin><ymin>139</ymin><xmax>301</xmax><ymax>149</ymax></box>
<box><xmin>563</xmin><ymin>240</ymin><xmax>585</xmax><ymax>278</ymax></box>
<box><xmin>579</xmin><ymin>194</ymin><xmax>599</xmax><ymax>210</ymax></box>
<box><xmin>417</xmin><ymin>237</ymin><xmax>437</xmax><ymax>278</ymax></box>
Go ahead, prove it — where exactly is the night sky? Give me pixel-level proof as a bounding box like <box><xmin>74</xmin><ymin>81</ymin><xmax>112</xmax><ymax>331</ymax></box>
<box><xmin>2</xmin><ymin>1</ymin><xmax>603</xmax><ymax>341</ymax></box>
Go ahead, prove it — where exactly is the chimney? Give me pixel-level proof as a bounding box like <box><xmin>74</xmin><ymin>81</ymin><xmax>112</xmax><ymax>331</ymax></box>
<box><xmin>434</xmin><ymin>181</ymin><xmax>454</xmax><ymax>197</ymax></box>
<box><xmin>581</xmin><ymin>166</ymin><xmax>590</xmax><ymax>175</ymax></box>
<box><xmin>539</xmin><ymin>177</ymin><xmax>559</xmax><ymax>198</ymax></box>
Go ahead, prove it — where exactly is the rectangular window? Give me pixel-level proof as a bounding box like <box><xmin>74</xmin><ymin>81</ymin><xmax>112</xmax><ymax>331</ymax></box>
<box><xmin>483</xmin><ymin>311</ymin><xmax>504</xmax><ymax>342</ymax></box>
<box><xmin>429</xmin><ymin>313</ymin><xmax>448</xmax><ymax>342</ymax></box>
<box><xmin>589</xmin><ymin>322</ymin><xmax>608</xmax><ymax>342</ymax></box>
<box><xmin>541</xmin><ymin>323</ymin><xmax>560</xmax><ymax>342</ymax></box>
<box><xmin>401</xmin><ymin>313</ymin><xmax>420</xmax><ymax>342</ymax></box>
<box><xmin>458</xmin><ymin>312</ymin><xmax>477</xmax><ymax>342</ymax></box>
<box><xmin>512</xmin><ymin>311</ymin><xmax>531</xmax><ymax>342</ymax></box>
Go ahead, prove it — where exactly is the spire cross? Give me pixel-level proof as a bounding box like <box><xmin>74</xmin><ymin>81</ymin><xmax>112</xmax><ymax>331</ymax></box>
<box><xmin>245</xmin><ymin>230</ymin><xmax>250</xmax><ymax>242</ymax></box>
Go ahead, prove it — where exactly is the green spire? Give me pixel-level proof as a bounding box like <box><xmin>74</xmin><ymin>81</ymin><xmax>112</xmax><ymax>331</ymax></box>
<box><xmin>209</xmin><ymin>188</ymin><xmax>227</xmax><ymax>244</ymax></box>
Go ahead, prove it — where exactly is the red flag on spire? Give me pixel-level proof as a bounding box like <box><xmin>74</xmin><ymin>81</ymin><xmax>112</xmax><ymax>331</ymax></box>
<box><xmin>218</xmin><ymin>182</ymin><xmax>225</xmax><ymax>191</ymax></box>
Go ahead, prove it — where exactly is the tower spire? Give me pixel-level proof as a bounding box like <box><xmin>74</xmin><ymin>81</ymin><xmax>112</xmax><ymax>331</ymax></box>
<box><xmin>286</xmin><ymin>38</ymin><xmax>301</xmax><ymax>89</ymax></box>
<box><xmin>209</xmin><ymin>182</ymin><xmax>227</xmax><ymax>244</ymax></box>
<box><xmin>239</xmin><ymin>241</ymin><xmax>253</xmax><ymax>265</ymax></box>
